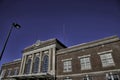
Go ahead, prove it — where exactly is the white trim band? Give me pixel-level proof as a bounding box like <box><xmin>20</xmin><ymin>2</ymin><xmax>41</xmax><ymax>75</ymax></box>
<box><xmin>97</xmin><ymin>50</ymin><xmax>113</xmax><ymax>55</ymax></box>
<box><xmin>61</xmin><ymin>58</ymin><xmax>72</xmax><ymax>61</ymax></box>
<box><xmin>23</xmin><ymin>44</ymin><xmax>56</xmax><ymax>56</ymax></box>
<box><xmin>57</xmin><ymin>69</ymin><xmax>120</xmax><ymax>78</ymax></box>
<box><xmin>78</xmin><ymin>54</ymin><xmax>91</xmax><ymax>58</ymax></box>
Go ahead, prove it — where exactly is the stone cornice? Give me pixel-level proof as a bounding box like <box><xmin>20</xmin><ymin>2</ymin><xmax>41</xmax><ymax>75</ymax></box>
<box><xmin>2</xmin><ymin>60</ymin><xmax>21</xmax><ymax>66</ymax></box>
<box><xmin>57</xmin><ymin>35</ymin><xmax>119</xmax><ymax>55</ymax></box>
<box><xmin>23</xmin><ymin>38</ymin><xmax>66</xmax><ymax>53</ymax></box>
<box><xmin>57</xmin><ymin>69</ymin><xmax>120</xmax><ymax>77</ymax></box>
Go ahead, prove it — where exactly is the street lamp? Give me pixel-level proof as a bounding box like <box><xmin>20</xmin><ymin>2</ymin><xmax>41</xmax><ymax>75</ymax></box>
<box><xmin>0</xmin><ymin>22</ymin><xmax>21</xmax><ymax>61</ymax></box>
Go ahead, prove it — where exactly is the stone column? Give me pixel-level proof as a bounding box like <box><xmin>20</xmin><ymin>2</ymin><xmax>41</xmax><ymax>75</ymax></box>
<box><xmin>39</xmin><ymin>51</ymin><xmax>42</xmax><ymax>73</ymax></box>
<box><xmin>30</xmin><ymin>54</ymin><xmax>34</xmax><ymax>74</ymax></box>
<box><xmin>110</xmin><ymin>72</ymin><xmax>114</xmax><ymax>80</ymax></box>
<box><xmin>19</xmin><ymin>55</ymin><xmax>24</xmax><ymax>75</ymax></box>
<box><xmin>52</xmin><ymin>47</ymin><xmax>55</xmax><ymax>74</ymax></box>
<box><xmin>21</xmin><ymin>55</ymin><xmax>27</xmax><ymax>74</ymax></box>
<box><xmin>48</xmin><ymin>48</ymin><xmax>51</xmax><ymax>72</ymax></box>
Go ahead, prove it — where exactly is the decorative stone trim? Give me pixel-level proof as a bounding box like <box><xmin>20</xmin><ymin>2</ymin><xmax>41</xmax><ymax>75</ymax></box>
<box><xmin>97</xmin><ymin>50</ymin><xmax>113</xmax><ymax>55</ymax></box>
<box><xmin>57</xmin><ymin>69</ymin><xmax>120</xmax><ymax>77</ymax></box>
<box><xmin>23</xmin><ymin>44</ymin><xmax>56</xmax><ymax>56</ymax></box>
<box><xmin>44</xmin><ymin>50</ymin><xmax>49</xmax><ymax>54</ymax></box>
<box><xmin>78</xmin><ymin>55</ymin><xmax>91</xmax><ymax>58</ymax></box>
<box><xmin>35</xmin><ymin>53</ymin><xmax>40</xmax><ymax>56</ymax></box>
<box><xmin>57</xmin><ymin>36</ymin><xmax>119</xmax><ymax>55</ymax></box>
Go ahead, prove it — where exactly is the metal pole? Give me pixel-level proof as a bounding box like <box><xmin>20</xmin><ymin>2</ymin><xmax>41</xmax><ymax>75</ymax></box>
<box><xmin>0</xmin><ymin>26</ymin><xmax>14</xmax><ymax>61</ymax></box>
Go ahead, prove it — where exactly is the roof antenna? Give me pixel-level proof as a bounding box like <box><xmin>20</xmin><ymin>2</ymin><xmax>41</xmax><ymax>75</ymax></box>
<box><xmin>63</xmin><ymin>24</ymin><xmax>66</xmax><ymax>44</ymax></box>
<box><xmin>35</xmin><ymin>30</ymin><xmax>39</xmax><ymax>42</ymax></box>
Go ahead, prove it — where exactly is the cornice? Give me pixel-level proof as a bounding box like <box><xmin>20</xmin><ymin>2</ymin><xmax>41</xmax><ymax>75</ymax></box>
<box><xmin>57</xmin><ymin>35</ymin><xmax>119</xmax><ymax>55</ymax></box>
<box><xmin>22</xmin><ymin>38</ymin><xmax>66</xmax><ymax>53</ymax></box>
<box><xmin>2</xmin><ymin>60</ymin><xmax>21</xmax><ymax>66</ymax></box>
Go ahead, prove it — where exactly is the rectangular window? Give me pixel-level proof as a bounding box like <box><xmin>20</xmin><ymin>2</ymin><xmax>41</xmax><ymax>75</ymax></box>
<box><xmin>83</xmin><ymin>75</ymin><xmax>92</xmax><ymax>80</ymax></box>
<box><xmin>63</xmin><ymin>60</ymin><xmax>72</xmax><ymax>72</ymax></box>
<box><xmin>113</xmin><ymin>74</ymin><xmax>119</xmax><ymax>80</ymax></box>
<box><xmin>80</xmin><ymin>57</ymin><xmax>91</xmax><ymax>70</ymax></box>
<box><xmin>100</xmin><ymin>53</ymin><xmax>115</xmax><ymax>67</ymax></box>
<box><xmin>106</xmin><ymin>73</ymin><xmax>119</xmax><ymax>80</ymax></box>
<box><xmin>64</xmin><ymin>78</ymin><xmax>72</xmax><ymax>80</ymax></box>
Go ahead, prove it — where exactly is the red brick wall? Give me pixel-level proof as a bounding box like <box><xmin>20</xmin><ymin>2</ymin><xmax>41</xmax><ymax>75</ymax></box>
<box><xmin>56</xmin><ymin>41</ymin><xmax>120</xmax><ymax>80</ymax></box>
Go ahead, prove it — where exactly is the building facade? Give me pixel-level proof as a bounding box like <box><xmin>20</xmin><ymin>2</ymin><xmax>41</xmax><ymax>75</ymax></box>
<box><xmin>0</xmin><ymin>36</ymin><xmax>120</xmax><ymax>80</ymax></box>
<box><xmin>0</xmin><ymin>59</ymin><xmax>21</xmax><ymax>80</ymax></box>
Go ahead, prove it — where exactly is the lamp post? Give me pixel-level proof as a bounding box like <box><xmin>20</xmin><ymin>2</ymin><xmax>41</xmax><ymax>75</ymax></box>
<box><xmin>0</xmin><ymin>23</ymin><xmax>21</xmax><ymax>61</ymax></box>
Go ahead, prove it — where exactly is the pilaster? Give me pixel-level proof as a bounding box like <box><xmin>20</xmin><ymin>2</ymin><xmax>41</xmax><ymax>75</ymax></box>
<box><xmin>52</xmin><ymin>47</ymin><xmax>56</xmax><ymax>74</ymax></box>
<box><xmin>39</xmin><ymin>51</ymin><xmax>42</xmax><ymax>73</ymax></box>
<box><xmin>30</xmin><ymin>54</ymin><xmax>34</xmax><ymax>74</ymax></box>
<box><xmin>21</xmin><ymin>55</ymin><xmax>27</xmax><ymax>74</ymax></box>
<box><xmin>48</xmin><ymin>48</ymin><xmax>51</xmax><ymax>72</ymax></box>
<box><xmin>19</xmin><ymin>55</ymin><xmax>24</xmax><ymax>75</ymax></box>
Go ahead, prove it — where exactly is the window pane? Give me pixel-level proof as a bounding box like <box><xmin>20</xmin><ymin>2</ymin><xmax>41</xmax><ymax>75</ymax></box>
<box><xmin>42</xmin><ymin>55</ymin><xmax>48</xmax><ymax>73</ymax></box>
<box><xmin>113</xmin><ymin>74</ymin><xmax>119</xmax><ymax>80</ymax></box>
<box><xmin>24</xmin><ymin>59</ymin><xmax>31</xmax><ymax>74</ymax></box>
<box><xmin>33</xmin><ymin>56</ymin><xmax>39</xmax><ymax>73</ymax></box>
<box><xmin>100</xmin><ymin>53</ymin><xmax>114</xmax><ymax>67</ymax></box>
<box><xmin>63</xmin><ymin>60</ymin><xmax>72</xmax><ymax>72</ymax></box>
<box><xmin>80</xmin><ymin>57</ymin><xmax>91</xmax><ymax>70</ymax></box>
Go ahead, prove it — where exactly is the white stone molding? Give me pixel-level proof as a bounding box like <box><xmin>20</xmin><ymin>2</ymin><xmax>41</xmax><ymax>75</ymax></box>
<box><xmin>23</xmin><ymin>44</ymin><xmax>56</xmax><ymax>56</ymax></box>
<box><xmin>52</xmin><ymin>47</ymin><xmax>55</xmax><ymax>75</ymax></box>
<box><xmin>38</xmin><ymin>52</ymin><xmax>42</xmax><ymax>73</ymax></box>
<box><xmin>21</xmin><ymin>55</ymin><xmax>27</xmax><ymax>74</ymax></box>
<box><xmin>57</xmin><ymin>36</ymin><xmax>119</xmax><ymax>55</ymax></box>
<box><xmin>97</xmin><ymin>50</ymin><xmax>113</xmax><ymax>55</ymax></box>
<box><xmin>35</xmin><ymin>53</ymin><xmax>39</xmax><ymax>56</ymax></box>
<box><xmin>57</xmin><ymin>69</ymin><xmax>120</xmax><ymax>77</ymax></box>
<box><xmin>19</xmin><ymin>55</ymin><xmax>24</xmax><ymax>74</ymax></box>
<box><xmin>44</xmin><ymin>50</ymin><xmax>49</xmax><ymax>54</ymax></box>
<box><xmin>30</xmin><ymin>54</ymin><xmax>34</xmax><ymax>74</ymax></box>
<box><xmin>78</xmin><ymin>54</ymin><xmax>91</xmax><ymax>59</ymax></box>
<box><xmin>48</xmin><ymin>48</ymin><xmax>52</xmax><ymax>72</ymax></box>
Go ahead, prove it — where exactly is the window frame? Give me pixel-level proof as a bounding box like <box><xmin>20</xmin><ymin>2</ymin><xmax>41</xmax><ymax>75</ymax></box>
<box><xmin>63</xmin><ymin>60</ymin><xmax>72</xmax><ymax>72</ymax></box>
<box><xmin>64</xmin><ymin>77</ymin><xmax>72</xmax><ymax>80</ymax></box>
<box><xmin>32</xmin><ymin>56</ymin><xmax>39</xmax><ymax>73</ymax></box>
<box><xmin>83</xmin><ymin>75</ymin><xmax>92</xmax><ymax>80</ymax></box>
<box><xmin>78</xmin><ymin>55</ymin><xmax>91</xmax><ymax>70</ymax></box>
<box><xmin>42</xmin><ymin>55</ymin><xmax>49</xmax><ymax>73</ymax></box>
<box><xmin>106</xmin><ymin>73</ymin><xmax>120</xmax><ymax>80</ymax></box>
<box><xmin>24</xmin><ymin>58</ymin><xmax>32</xmax><ymax>74</ymax></box>
<box><xmin>100</xmin><ymin>53</ymin><xmax>115</xmax><ymax>67</ymax></box>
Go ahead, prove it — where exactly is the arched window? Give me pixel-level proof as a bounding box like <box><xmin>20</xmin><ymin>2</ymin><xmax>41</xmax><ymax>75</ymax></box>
<box><xmin>33</xmin><ymin>56</ymin><xmax>39</xmax><ymax>73</ymax></box>
<box><xmin>42</xmin><ymin>55</ymin><xmax>49</xmax><ymax>73</ymax></box>
<box><xmin>24</xmin><ymin>58</ymin><xmax>31</xmax><ymax>74</ymax></box>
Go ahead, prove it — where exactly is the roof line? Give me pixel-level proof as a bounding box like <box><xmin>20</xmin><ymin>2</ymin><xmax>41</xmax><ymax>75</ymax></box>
<box><xmin>57</xmin><ymin>35</ymin><xmax>119</xmax><ymax>54</ymax></box>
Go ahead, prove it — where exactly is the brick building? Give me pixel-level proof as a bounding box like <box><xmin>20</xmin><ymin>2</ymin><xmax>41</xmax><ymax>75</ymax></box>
<box><xmin>0</xmin><ymin>35</ymin><xmax>120</xmax><ymax>80</ymax></box>
<box><xmin>0</xmin><ymin>59</ymin><xmax>21</xmax><ymax>80</ymax></box>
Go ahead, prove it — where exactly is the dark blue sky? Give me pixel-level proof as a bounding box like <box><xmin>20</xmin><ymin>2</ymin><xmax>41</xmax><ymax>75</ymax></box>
<box><xmin>0</xmin><ymin>0</ymin><xmax>120</xmax><ymax>67</ymax></box>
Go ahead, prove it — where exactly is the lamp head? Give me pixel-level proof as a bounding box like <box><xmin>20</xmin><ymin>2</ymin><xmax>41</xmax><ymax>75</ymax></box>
<box><xmin>12</xmin><ymin>23</ymin><xmax>21</xmax><ymax>29</ymax></box>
